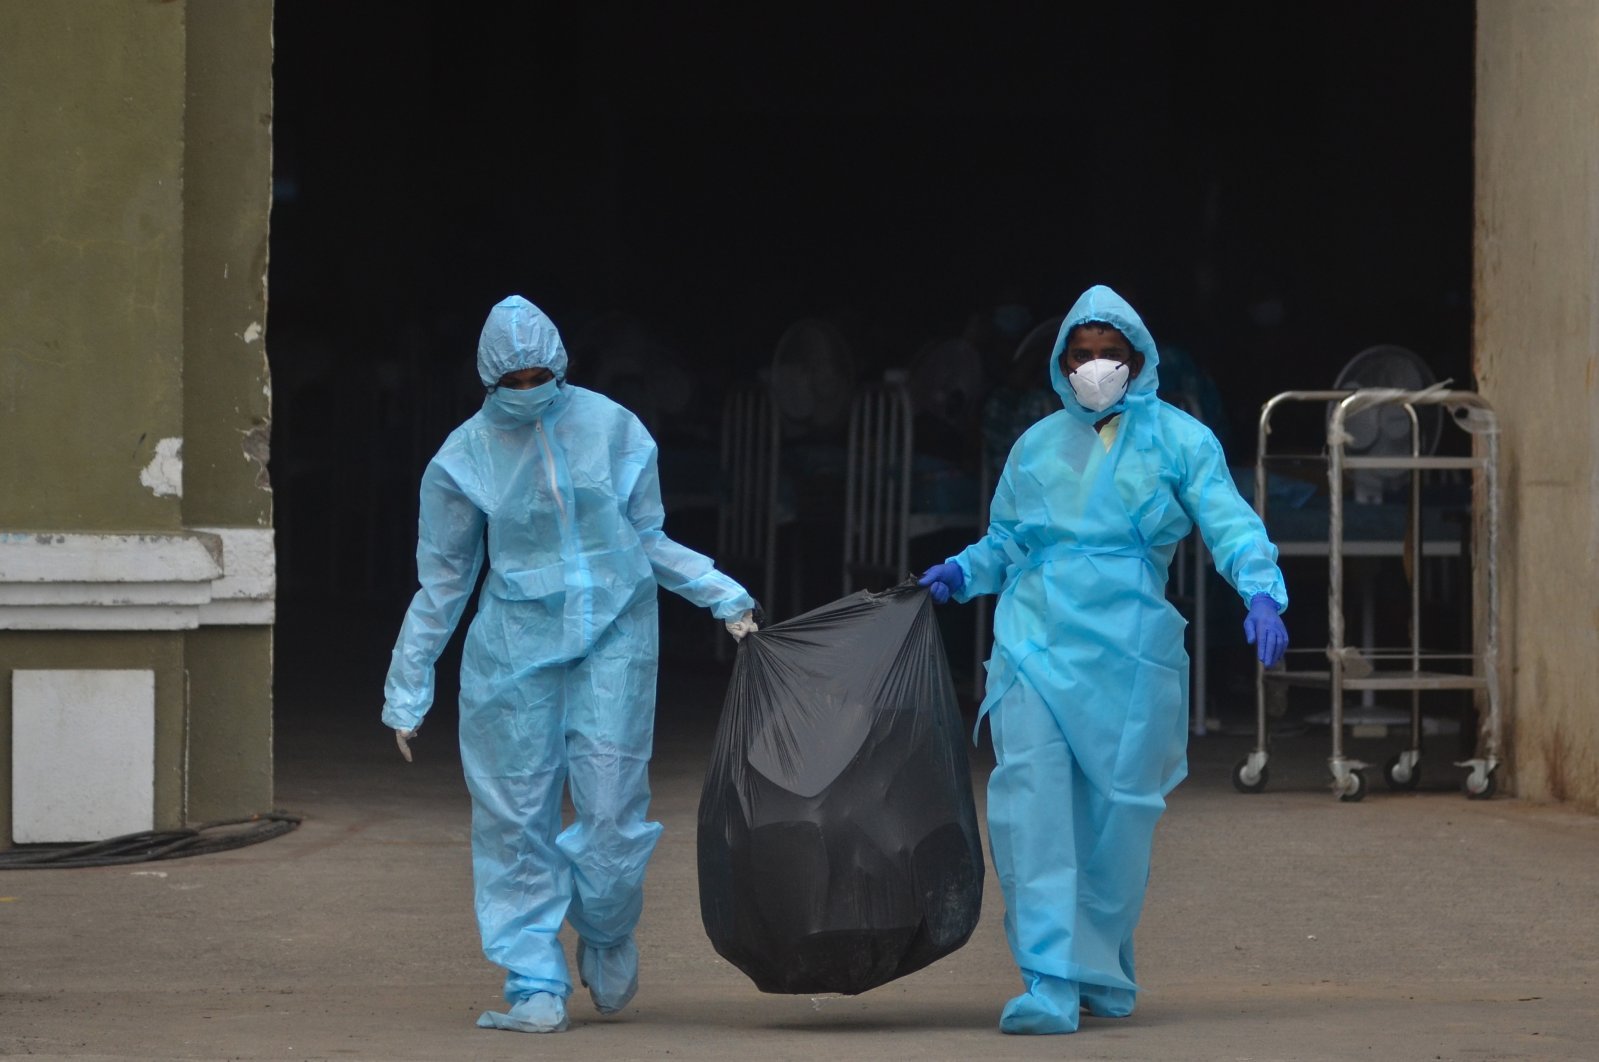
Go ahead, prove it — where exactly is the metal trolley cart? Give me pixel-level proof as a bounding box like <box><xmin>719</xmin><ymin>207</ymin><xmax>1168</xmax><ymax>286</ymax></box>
<box><xmin>1232</xmin><ymin>389</ymin><xmax>1502</xmax><ymax>801</ymax></box>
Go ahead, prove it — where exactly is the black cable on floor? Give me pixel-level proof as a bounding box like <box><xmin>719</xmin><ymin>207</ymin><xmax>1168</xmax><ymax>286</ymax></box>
<box><xmin>0</xmin><ymin>811</ymin><xmax>302</xmax><ymax>869</ymax></box>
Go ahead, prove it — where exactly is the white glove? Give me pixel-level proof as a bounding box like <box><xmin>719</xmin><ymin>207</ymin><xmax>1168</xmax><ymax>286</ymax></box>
<box><xmin>395</xmin><ymin>728</ymin><xmax>416</xmax><ymax>763</ymax></box>
<box><xmin>725</xmin><ymin>610</ymin><xmax>759</xmax><ymax>642</ymax></box>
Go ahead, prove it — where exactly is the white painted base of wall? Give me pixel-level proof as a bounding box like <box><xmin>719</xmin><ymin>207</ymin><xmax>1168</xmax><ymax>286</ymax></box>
<box><xmin>0</xmin><ymin>529</ymin><xmax>274</xmax><ymax>629</ymax></box>
<box><xmin>11</xmin><ymin>669</ymin><xmax>155</xmax><ymax>843</ymax></box>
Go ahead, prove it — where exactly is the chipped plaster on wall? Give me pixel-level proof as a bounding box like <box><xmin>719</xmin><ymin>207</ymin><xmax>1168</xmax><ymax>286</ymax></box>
<box><xmin>139</xmin><ymin>437</ymin><xmax>183</xmax><ymax>498</ymax></box>
<box><xmin>242</xmin><ymin>422</ymin><xmax>271</xmax><ymax>492</ymax></box>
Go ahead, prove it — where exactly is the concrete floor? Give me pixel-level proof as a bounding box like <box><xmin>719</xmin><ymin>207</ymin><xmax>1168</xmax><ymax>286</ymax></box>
<box><xmin>4</xmin><ymin>658</ymin><xmax>1597</xmax><ymax>1061</ymax></box>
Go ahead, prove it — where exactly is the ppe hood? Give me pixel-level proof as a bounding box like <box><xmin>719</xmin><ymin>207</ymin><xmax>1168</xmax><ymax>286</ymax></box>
<box><xmin>477</xmin><ymin>295</ymin><xmax>569</xmax><ymax>387</ymax></box>
<box><xmin>1048</xmin><ymin>285</ymin><xmax>1162</xmax><ymax>421</ymax></box>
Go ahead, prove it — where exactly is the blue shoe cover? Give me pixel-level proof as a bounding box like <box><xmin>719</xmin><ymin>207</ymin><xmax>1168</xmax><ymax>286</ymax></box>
<box><xmin>476</xmin><ymin>991</ymin><xmax>569</xmax><ymax>1033</ymax></box>
<box><xmin>999</xmin><ymin>973</ymin><xmax>1080</xmax><ymax>1035</ymax></box>
<box><xmin>1081</xmin><ymin>983</ymin><xmax>1136</xmax><ymax>1018</ymax></box>
<box><xmin>577</xmin><ymin>937</ymin><xmax>639</xmax><ymax>1014</ymax></box>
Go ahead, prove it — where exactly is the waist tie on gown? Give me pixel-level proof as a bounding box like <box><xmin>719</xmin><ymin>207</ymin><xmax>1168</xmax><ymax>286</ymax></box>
<box><xmin>1009</xmin><ymin>538</ymin><xmax>1155</xmax><ymax>573</ymax></box>
<box><xmin>976</xmin><ymin>538</ymin><xmax>1156</xmax><ymax>739</ymax></box>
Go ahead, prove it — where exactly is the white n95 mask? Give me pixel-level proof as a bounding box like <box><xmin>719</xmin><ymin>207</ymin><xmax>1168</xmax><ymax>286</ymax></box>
<box><xmin>1067</xmin><ymin>359</ymin><xmax>1131</xmax><ymax>413</ymax></box>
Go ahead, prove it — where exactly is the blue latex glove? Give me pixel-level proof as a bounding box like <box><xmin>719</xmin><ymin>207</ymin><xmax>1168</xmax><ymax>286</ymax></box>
<box><xmin>1244</xmin><ymin>594</ymin><xmax>1288</xmax><ymax>667</ymax></box>
<box><xmin>917</xmin><ymin>563</ymin><xmax>965</xmax><ymax>605</ymax></box>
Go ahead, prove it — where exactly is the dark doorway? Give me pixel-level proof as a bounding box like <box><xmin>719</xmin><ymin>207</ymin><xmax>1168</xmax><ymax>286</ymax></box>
<box><xmin>268</xmin><ymin>2</ymin><xmax>1474</xmax><ymax>723</ymax></box>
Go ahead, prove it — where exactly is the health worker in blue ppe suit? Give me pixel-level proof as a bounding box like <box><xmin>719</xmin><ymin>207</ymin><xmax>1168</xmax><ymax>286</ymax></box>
<box><xmin>919</xmin><ymin>285</ymin><xmax>1288</xmax><ymax>1035</ymax></box>
<box><xmin>383</xmin><ymin>295</ymin><xmax>759</xmax><ymax>1034</ymax></box>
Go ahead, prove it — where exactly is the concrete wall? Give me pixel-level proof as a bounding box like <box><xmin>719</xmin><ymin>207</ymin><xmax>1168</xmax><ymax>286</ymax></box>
<box><xmin>1475</xmin><ymin>0</ymin><xmax>1599</xmax><ymax>809</ymax></box>
<box><xmin>0</xmin><ymin>1</ymin><xmax>275</xmax><ymax>843</ymax></box>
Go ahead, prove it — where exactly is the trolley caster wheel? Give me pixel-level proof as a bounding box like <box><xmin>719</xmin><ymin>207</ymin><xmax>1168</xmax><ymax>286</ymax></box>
<box><xmin>1337</xmin><ymin>769</ymin><xmax>1368</xmax><ymax>803</ymax></box>
<box><xmin>1232</xmin><ymin>758</ymin><xmax>1268</xmax><ymax>794</ymax></box>
<box><xmin>1463</xmin><ymin>770</ymin><xmax>1497</xmax><ymax>800</ymax></box>
<box><xmin>1384</xmin><ymin>753</ymin><xmax>1421</xmax><ymax>791</ymax></box>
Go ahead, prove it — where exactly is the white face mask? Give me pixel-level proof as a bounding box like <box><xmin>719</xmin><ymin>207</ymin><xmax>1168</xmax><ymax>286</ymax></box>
<box><xmin>1067</xmin><ymin>359</ymin><xmax>1131</xmax><ymax>413</ymax></box>
<box><xmin>486</xmin><ymin>378</ymin><xmax>560</xmax><ymax>423</ymax></box>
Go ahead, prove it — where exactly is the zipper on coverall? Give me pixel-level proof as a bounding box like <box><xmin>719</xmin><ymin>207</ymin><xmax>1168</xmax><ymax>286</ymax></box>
<box><xmin>534</xmin><ymin>421</ymin><xmax>568</xmax><ymax>523</ymax></box>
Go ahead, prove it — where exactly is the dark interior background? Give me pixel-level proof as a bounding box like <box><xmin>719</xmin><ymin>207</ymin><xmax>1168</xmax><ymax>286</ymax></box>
<box><xmin>268</xmin><ymin>1</ymin><xmax>1475</xmax><ymax>726</ymax></box>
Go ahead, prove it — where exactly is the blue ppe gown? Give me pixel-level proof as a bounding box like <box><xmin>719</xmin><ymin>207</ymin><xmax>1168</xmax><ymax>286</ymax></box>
<box><xmin>383</xmin><ymin>296</ymin><xmax>755</xmax><ymax>1006</ymax></box>
<box><xmin>947</xmin><ymin>285</ymin><xmax>1286</xmax><ymax>1031</ymax></box>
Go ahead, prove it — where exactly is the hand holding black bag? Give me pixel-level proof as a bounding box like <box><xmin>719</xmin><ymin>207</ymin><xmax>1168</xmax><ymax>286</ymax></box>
<box><xmin>697</xmin><ymin>581</ymin><xmax>984</xmax><ymax>995</ymax></box>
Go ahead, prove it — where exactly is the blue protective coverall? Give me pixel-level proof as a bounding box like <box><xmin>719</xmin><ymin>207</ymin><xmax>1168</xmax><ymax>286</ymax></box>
<box><xmin>382</xmin><ymin>296</ymin><xmax>755</xmax><ymax>1012</ymax></box>
<box><xmin>947</xmin><ymin>285</ymin><xmax>1287</xmax><ymax>1033</ymax></box>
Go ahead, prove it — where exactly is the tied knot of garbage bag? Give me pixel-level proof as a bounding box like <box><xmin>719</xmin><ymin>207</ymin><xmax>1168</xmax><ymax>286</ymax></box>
<box><xmin>696</xmin><ymin>581</ymin><xmax>984</xmax><ymax>995</ymax></box>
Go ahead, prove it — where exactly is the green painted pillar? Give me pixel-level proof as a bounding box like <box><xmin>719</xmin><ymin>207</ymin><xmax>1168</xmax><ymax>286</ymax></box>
<box><xmin>181</xmin><ymin>1</ymin><xmax>276</xmax><ymax>825</ymax></box>
<box><xmin>0</xmin><ymin>1</ymin><xmax>275</xmax><ymax>846</ymax></box>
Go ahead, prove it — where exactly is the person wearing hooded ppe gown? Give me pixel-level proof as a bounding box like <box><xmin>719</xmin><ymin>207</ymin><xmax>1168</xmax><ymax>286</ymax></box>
<box><xmin>919</xmin><ymin>285</ymin><xmax>1288</xmax><ymax>1034</ymax></box>
<box><xmin>382</xmin><ymin>296</ymin><xmax>758</xmax><ymax>1033</ymax></box>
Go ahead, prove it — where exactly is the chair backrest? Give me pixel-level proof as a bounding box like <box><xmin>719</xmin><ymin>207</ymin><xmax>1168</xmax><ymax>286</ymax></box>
<box><xmin>842</xmin><ymin>383</ymin><xmax>914</xmax><ymax>594</ymax></box>
<box><xmin>717</xmin><ymin>383</ymin><xmax>780</xmax><ymax>614</ymax></box>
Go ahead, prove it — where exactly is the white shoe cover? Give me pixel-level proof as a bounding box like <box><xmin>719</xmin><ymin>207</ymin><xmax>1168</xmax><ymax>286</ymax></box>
<box><xmin>577</xmin><ymin>937</ymin><xmax>640</xmax><ymax>1014</ymax></box>
<box><xmin>476</xmin><ymin>991</ymin><xmax>569</xmax><ymax>1033</ymax></box>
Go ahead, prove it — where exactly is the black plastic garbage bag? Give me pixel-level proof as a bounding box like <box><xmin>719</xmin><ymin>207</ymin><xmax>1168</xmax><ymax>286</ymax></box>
<box><xmin>697</xmin><ymin>581</ymin><xmax>984</xmax><ymax>995</ymax></box>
